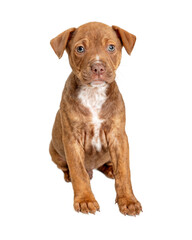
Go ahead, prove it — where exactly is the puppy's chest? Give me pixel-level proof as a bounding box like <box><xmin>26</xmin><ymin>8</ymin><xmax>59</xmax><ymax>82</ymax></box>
<box><xmin>78</xmin><ymin>84</ymin><xmax>108</xmax><ymax>152</ymax></box>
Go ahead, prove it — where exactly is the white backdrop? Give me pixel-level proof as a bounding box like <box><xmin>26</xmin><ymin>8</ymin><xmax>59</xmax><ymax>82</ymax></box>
<box><xmin>0</xmin><ymin>0</ymin><xmax>192</xmax><ymax>239</ymax></box>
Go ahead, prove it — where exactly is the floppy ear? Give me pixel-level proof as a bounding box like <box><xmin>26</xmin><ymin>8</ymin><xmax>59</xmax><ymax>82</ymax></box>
<box><xmin>50</xmin><ymin>27</ymin><xmax>76</xmax><ymax>59</ymax></box>
<box><xmin>112</xmin><ymin>25</ymin><xmax>136</xmax><ymax>55</ymax></box>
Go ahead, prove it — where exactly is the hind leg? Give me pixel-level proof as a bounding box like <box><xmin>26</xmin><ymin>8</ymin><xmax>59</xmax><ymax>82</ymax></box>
<box><xmin>49</xmin><ymin>141</ymin><xmax>71</xmax><ymax>182</ymax></box>
<box><xmin>97</xmin><ymin>162</ymin><xmax>114</xmax><ymax>179</ymax></box>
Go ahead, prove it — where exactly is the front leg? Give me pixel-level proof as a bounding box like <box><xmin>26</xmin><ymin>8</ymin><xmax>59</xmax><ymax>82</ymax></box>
<box><xmin>108</xmin><ymin>131</ymin><xmax>142</xmax><ymax>216</ymax></box>
<box><xmin>61</xmin><ymin>116</ymin><xmax>99</xmax><ymax>214</ymax></box>
<box><xmin>62</xmin><ymin>136</ymin><xmax>100</xmax><ymax>214</ymax></box>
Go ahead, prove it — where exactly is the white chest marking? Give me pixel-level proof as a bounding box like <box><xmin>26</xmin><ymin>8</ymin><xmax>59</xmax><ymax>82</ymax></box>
<box><xmin>78</xmin><ymin>83</ymin><xmax>108</xmax><ymax>151</ymax></box>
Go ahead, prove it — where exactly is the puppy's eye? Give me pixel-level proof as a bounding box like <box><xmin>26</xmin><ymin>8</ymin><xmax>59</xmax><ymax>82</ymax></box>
<box><xmin>107</xmin><ymin>44</ymin><xmax>115</xmax><ymax>52</ymax></box>
<box><xmin>76</xmin><ymin>46</ymin><xmax>85</xmax><ymax>53</ymax></box>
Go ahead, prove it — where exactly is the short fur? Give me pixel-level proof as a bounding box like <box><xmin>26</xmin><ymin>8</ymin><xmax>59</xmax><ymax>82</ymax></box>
<box><xmin>49</xmin><ymin>22</ymin><xmax>142</xmax><ymax>215</ymax></box>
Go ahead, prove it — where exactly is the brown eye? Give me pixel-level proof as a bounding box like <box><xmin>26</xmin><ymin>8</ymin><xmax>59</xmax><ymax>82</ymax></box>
<box><xmin>107</xmin><ymin>44</ymin><xmax>115</xmax><ymax>52</ymax></box>
<box><xmin>76</xmin><ymin>46</ymin><xmax>85</xmax><ymax>53</ymax></box>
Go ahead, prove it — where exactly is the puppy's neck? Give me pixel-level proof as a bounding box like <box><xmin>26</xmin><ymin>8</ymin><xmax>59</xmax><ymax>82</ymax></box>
<box><xmin>64</xmin><ymin>72</ymin><xmax>117</xmax><ymax>105</ymax></box>
<box><xmin>78</xmin><ymin>82</ymin><xmax>108</xmax><ymax>111</ymax></box>
<box><xmin>62</xmin><ymin>72</ymin><xmax>121</xmax><ymax>122</ymax></box>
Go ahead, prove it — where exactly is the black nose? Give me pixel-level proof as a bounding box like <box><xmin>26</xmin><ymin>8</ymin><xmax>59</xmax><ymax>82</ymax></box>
<box><xmin>91</xmin><ymin>63</ymin><xmax>105</xmax><ymax>75</ymax></box>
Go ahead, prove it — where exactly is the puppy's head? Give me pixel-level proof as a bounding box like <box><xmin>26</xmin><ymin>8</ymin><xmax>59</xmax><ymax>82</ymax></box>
<box><xmin>50</xmin><ymin>22</ymin><xmax>136</xmax><ymax>86</ymax></box>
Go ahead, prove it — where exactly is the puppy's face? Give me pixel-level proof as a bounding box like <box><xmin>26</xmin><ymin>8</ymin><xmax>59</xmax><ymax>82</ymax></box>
<box><xmin>67</xmin><ymin>23</ymin><xmax>122</xmax><ymax>86</ymax></box>
<box><xmin>50</xmin><ymin>22</ymin><xmax>136</xmax><ymax>86</ymax></box>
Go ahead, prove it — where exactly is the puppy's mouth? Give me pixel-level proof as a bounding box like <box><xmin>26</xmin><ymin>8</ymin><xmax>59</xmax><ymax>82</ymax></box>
<box><xmin>91</xmin><ymin>80</ymin><xmax>106</xmax><ymax>84</ymax></box>
<box><xmin>90</xmin><ymin>75</ymin><xmax>106</xmax><ymax>85</ymax></box>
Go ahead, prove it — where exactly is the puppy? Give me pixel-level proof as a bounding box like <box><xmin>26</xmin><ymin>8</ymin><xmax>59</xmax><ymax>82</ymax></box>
<box><xmin>49</xmin><ymin>22</ymin><xmax>142</xmax><ymax>215</ymax></box>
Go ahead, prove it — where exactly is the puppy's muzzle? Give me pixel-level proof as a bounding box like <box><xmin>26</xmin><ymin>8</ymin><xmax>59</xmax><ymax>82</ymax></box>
<box><xmin>89</xmin><ymin>61</ymin><xmax>108</xmax><ymax>85</ymax></box>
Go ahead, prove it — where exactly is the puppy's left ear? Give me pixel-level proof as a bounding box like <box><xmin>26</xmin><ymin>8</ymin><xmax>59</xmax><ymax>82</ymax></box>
<box><xmin>112</xmin><ymin>25</ymin><xmax>136</xmax><ymax>55</ymax></box>
<box><xmin>50</xmin><ymin>27</ymin><xmax>76</xmax><ymax>59</ymax></box>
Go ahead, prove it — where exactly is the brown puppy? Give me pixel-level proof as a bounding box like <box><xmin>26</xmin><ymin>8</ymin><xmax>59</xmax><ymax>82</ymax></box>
<box><xmin>49</xmin><ymin>22</ymin><xmax>142</xmax><ymax>216</ymax></box>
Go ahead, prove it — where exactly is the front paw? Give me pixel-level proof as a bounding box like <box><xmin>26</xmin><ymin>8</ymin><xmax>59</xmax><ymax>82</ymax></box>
<box><xmin>116</xmin><ymin>196</ymin><xmax>142</xmax><ymax>216</ymax></box>
<box><xmin>74</xmin><ymin>195</ymin><xmax>100</xmax><ymax>214</ymax></box>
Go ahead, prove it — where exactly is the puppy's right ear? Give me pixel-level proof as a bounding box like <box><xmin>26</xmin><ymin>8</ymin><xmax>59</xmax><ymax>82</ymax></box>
<box><xmin>50</xmin><ymin>28</ymin><xmax>76</xmax><ymax>59</ymax></box>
